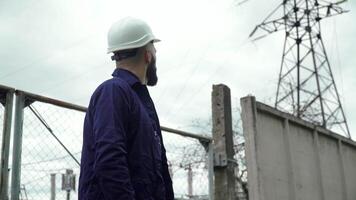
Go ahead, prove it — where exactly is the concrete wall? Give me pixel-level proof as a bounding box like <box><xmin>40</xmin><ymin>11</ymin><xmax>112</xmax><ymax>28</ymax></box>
<box><xmin>241</xmin><ymin>96</ymin><xmax>356</xmax><ymax>200</ymax></box>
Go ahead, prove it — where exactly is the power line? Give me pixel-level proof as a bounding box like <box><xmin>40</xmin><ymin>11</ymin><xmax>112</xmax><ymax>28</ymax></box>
<box><xmin>165</xmin><ymin>38</ymin><xmax>251</xmax><ymax>122</ymax></box>
<box><xmin>37</xmin><ymin>62</ymin><xmax>107</xmax><ymax>94</ymax></box>
<box><xmin>235</xmin><ymin>0</ymin><xmax>251</xmax><ymax>7</ymax></box>
<box><xmin>332</xmin><ymin>17</ymin><xmax>346</xmax><ymax>111</ymax></box>
<box><xmin>156</xmin><ymin>47</ymin><xmax>193</xmax><ymax>102</ymax></box>
<box><xmin>249</xmin><ymin>0</ymin><xmax>351</xmax><ymax>137</ymax></box>
<box><xmin>22</xmin><ymin>175</ymin><xmax>48</xmax><ymax>186</ymax></box>
<box><xmin>163</xmin><ymin>45</ymin><xmax>213</xmax><ymax>118</ymax></box>
<box><xmin>0</xmin><ymin>32</ymin><xmax>98</xmax><ymax>80</ymax></box>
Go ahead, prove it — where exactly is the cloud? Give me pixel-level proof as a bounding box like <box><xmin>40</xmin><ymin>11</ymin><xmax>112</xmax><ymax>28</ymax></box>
<box><xmin>0</xmin><ymin>0</ymin><xmax>355</xmax><ymax>141</ymax></box>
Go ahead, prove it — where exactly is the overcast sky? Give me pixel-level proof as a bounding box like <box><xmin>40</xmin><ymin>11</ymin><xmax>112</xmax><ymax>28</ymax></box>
<box><xmin>1</xmin><ymin>0</ymin><xmax>355</xmax><ymax>140</ymax></box>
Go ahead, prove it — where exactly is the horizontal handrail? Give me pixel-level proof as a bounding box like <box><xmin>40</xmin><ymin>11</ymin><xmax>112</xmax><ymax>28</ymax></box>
<box><xmin>0</xmin><ymin>84</ymin><xmax>15</xmax><ymax>93</ymax></box>
<box><xmin>15</xmin><ymin>89</ymin><xmax>212</xmax><ymax>142</ymax></box>
<box><xmin>17</xmin><ymin>90</ymin><xmax>87</xmax><ymax>112</ymax></box>
<box><xmin>161</xmin><ymin>126</ymin><xmax>212</xmax><ymax>142</ymax></box>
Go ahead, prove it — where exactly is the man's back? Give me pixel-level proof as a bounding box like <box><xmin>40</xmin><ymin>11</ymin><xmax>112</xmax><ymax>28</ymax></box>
<box><xmin>79</xmin><ymin>69</ymin><xmax>173</xmax><ymax>200</ymax></box>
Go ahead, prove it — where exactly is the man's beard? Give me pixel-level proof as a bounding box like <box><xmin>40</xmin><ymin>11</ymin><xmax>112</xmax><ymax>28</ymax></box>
<box><xmin>146</xmin><ymin>57</ymin><xmax>158</xmax><ymax>86</ymax></box>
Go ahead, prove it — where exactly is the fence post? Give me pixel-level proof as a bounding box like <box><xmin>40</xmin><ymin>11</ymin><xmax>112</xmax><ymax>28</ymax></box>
<box><xmin>10</xmin><ymin>91</ymin><xmax>26</xmax><ymax>200</ymax></box>
<box><xmin>211</xmin><ymin>84</ymin><xmax>237</xmax><ymax>200</ymax></box>
<box><xmin>187</xmin><ymin>164</ymin><xmax>193</xmax><ymax>198</ymax></box>
<box><xmin>0</xmin><ymin>89</ymin><xmax>14</xmax><ymax>200</ymax></box>
<box><xmin>50</xmin><ymin>173</ymin><xmax>56</xmax><ymax>200</ymax></box>
<box><xmin>208</xmin><ymin>142</ymin><xmax>214</xmax><ymax>200</ymax></box>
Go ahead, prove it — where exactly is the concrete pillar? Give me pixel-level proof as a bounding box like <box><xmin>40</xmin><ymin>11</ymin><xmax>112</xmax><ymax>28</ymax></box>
<box><xmin>212</xmin><ymin>84</ymin><xmax>237</xmax><ymax>200</ymax></box>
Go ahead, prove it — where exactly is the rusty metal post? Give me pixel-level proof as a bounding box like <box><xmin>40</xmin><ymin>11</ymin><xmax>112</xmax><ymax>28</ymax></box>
<box><xmin>212</xmin><ymin>84</ymin><xmax>237</xmax><ymax>200</ymax></box>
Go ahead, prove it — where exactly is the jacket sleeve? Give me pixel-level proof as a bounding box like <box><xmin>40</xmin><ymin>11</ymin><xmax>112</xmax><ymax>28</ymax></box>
<box><xmin>92</xmin><ymin>84</ymin><xmax>135</xmax><ymax>200</ymax></box>
<box><xmin>161</xmin><ymin>141</ymin><xmax>174</xmax><ymax>200</ymax></box>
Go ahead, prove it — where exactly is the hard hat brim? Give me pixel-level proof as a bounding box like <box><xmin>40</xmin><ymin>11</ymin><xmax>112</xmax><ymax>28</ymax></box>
<box><xmin>107</xmin><ymin>38</ymin><xmax>161</xmax><ymax>54</ymax></box>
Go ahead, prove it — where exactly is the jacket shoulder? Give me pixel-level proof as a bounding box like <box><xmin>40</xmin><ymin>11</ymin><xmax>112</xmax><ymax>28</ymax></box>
<box><xmin>98</xmin><ymin>77</ymin><xmax>131</xmax><ymax>91</ymax></box>
<box><xmin>89</xmin><ymin>77</ymin><xmax>133</xmax><ymax>106</ymax></box>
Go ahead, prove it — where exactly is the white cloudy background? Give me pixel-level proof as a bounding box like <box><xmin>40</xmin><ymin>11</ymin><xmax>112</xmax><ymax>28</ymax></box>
<box><xmin>1</xmin><ymin>0</ymin><xmax>356</xmax><ymax>199</ymax></box>
<box><xmin>1</xmin><ymin>0</ymin><xmax>355</xmax><ymax>135</ymax></box>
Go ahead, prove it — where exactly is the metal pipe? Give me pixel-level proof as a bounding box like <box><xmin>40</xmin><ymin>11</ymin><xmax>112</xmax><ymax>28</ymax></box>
<box><xmin>160</xmin><ymin>126</ymin><xmax>212</xmax><ymax>142</ymax></box>
<box><xmin>10</xmin><ymin>91</ymin><xmax>25</xmax><ymax>200</ymax></box>
<box><xmin>187</xmin><ymin>164</ymin><xmax>193</xmax><ymax>198</ymax></box>
<box><xmin>0</xmin><ymin>85</ymin><xmax>15</xmax><ymax>93</ymax></box>
<box><xmin>16</xmin><ymin>90</ymin><xmax>212</xmax><ymax>143</ymax></box>
<box><xmin>0</xmin><ymin>89</ymin><xmax>14</xmax><ymax>200</ymax></box>
<box><xmin>66</xmin><ymin>191</ymin><xmax>70</xmax><ymax>200</ymax></box>
<box><xmin>17</xmin><ymin>90</ymin><xmax>87</xmax><ymax>112</ymax></box>
<box><xmin>208</xmin><ymin>142</ymin><xmax>214</xmax><ymax>200</ymax></box>
<box><xmin>50</xmin><ymin>174</ymin><xmax>56</xmax><ymax>200</ymax></box>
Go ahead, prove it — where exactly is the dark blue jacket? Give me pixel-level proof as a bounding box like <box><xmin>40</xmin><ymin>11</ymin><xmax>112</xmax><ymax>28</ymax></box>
<box><xmin>79</xmin><ymin>68</ymin><xmax>174</xmax><ymax>200</ymax></box>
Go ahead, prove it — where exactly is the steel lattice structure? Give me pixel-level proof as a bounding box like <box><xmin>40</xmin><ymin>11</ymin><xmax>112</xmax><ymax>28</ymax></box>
<box><xmin>250</xmin><ymin>0</ymin><xmax>350</xmax><ymax>137</ymax></box>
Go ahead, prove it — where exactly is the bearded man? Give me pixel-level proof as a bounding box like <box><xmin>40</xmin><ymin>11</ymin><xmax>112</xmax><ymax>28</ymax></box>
<box><xmin>78</xmin><ymin>17</ymin><xmax>174</xmax><ymax>200</ymax></box>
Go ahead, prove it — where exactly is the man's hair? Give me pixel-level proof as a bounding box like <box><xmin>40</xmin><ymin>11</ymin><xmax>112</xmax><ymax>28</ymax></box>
<box><xmin>111</xmin><ymin>49</ymin><xmax>138</xmax><ymax>61</ymax></box>
<box><xmin>112</xmin><ymin>42</ymin><xmax>154</xmax><ymax>65</ymax></box>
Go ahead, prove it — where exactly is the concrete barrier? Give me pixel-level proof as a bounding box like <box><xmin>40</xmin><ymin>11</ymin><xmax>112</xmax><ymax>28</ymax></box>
<box><xmin>241</xmin><ymin>96</ymin><xmax>356</xmax><ymax>200</ymax></box>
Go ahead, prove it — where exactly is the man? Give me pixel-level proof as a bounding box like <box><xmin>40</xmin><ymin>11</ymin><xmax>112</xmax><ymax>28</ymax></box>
<box><xmin>79</xmin><ymin>17</ymin><xmax>174</xmax><ymax>200</ymax></box>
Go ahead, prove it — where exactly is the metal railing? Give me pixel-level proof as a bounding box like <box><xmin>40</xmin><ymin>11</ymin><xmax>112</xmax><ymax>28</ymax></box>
<box><xmin>2</xmin><ymin>89</ymin><xmax>213</xmax><ymax>200</ymax></box>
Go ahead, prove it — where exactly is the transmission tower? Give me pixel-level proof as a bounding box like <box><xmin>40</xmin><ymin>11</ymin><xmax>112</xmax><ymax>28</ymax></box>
<box><xmin>249</xmin><ymin>0</ymin><xmax>350</xmax><ymax>137</ymax></box>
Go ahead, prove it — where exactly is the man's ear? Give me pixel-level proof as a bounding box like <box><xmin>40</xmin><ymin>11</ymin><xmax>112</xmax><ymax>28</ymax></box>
<box><xmin>144</xmin><ymin>50</ymin><xmax>152</xmax><ymax>64</ymax></box>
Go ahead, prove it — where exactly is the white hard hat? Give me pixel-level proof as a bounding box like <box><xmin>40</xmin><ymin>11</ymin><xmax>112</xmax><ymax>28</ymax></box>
<box><xmin>107</xmin><ymin>17</ymin><xmax>160</xmax><ymax>54</ymax></box>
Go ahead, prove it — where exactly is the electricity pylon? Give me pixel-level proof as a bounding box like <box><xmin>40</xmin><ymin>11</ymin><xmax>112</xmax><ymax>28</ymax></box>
<box><xmin>250</xmin><ymin>0</ymin><xmax>350</xmax><ymax>137</ymax></box>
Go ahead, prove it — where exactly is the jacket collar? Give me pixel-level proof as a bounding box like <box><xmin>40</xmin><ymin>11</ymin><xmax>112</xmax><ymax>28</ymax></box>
<box><xmin>112</xmin><ymin>68</ymin><xmax>141</xmax><ymax>87</ymax></box>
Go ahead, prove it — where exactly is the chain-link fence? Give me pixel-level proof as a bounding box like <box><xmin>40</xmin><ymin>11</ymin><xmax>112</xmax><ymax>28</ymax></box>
<box><xmin>162</xmin><ymin>131</ymin><xmax>210</xmax><ymax>199</ymax></box>
<box><xmin>6</xmin><ymin>90</ymin><xmax>213</xmax><ymax>200</ymax></box>
<box><xmin>19</xmin><ymin>99</ymin><xmax>84</xmax><ymax>200</ymax></box>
